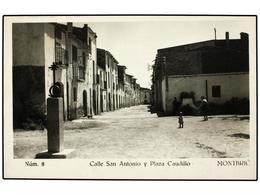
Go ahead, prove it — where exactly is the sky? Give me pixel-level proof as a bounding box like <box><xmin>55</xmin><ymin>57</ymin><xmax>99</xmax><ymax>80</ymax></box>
<box><xmin>75</xmin><ymin>17</ymin><xmax>255</xmax><ymax>88</ymax></box>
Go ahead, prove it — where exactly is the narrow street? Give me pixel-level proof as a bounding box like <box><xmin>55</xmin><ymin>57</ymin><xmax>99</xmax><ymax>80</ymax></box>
<box><xmin>14</xmin><ymin>105</ymin><xmax>249</xmax><ymax>159</ymax></box>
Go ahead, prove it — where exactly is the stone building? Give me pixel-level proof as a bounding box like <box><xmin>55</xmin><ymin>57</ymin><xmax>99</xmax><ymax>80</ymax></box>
<box><xmin>97</xmin><ymin>48</ymin><xmax>119</xmax><ymax>112</ymax></box>
<box><xmin>117</xmin><ymin>65</ymin><xmax>127</xmax><ymax>108</ymax></box>
<box><xmin>13</xmin><ymin>22</ymin><xmax>97</xmax><ymax>128</ymax></box>
<box><xmin>124</xmin><ymin>74</ymin><xmax>134</xmax><ymax>107</ymax></box>
<box><xmin>140</xmin><ymin>88</ymin><xmax>151</xmax><ymax>104</ymax></box>
<box><xmin>152</xmin><ymin>32</ymin><xmax>249</xmax><ymax>115</ymax></box>
<box><xmin>97</xmin><ymin>60</ymin><xmax>107</xmax><ymax>112</ymax></box>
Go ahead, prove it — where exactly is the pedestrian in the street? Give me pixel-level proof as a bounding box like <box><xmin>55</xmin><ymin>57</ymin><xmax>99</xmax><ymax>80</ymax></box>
<box><xmin>178</xmin><ymin>112</ymin><xmax>184</xmax><ymax>128</ymax></box>
<box><xmin>200</xmin><ymin>96</ymin><xmax>209</xmax><ymax>121</ymax></box>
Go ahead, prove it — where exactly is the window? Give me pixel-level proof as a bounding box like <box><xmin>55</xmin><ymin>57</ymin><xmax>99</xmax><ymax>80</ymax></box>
<box><xmin>104</xmin><ymin>81</ymin><xmax>107</xmax><ymax>89</ymax></box>
<box><xmin>55</xmin><ymin>42</ymin><xmax>62</xmax><ymax>63</ymax></box>
<box><xmin>55</xmin><ymin>27</ymin><xmax>62</xmax><ymax>39</ymax></box>
<box><xmin>82</xmin><ymin>52</ymin><xmax>86</xmax><ymax>66</ymax></box>
<box><xmin>78</xmin><ymin>66</ymin><xmax>85</xmax><ymax>80</ymax></box>
<box><xmin>55</xmin><ymin>42</ymin><xmax>68</xmax><ymax>65</ymax></box>
<box><xmin>212</xmin><ymin>86</ymin><xmax>221</xmax><ymax>97</ymax></box>
<box><xmin>96</xmin><ymin>74</ymin><xmax>100</xmax><ymax>84</ymax></box>
<box><xmin>88</xmin><ymin>38</ymin><xmax>92</xmax><ymax>54</ymax></box>
<box><xmin>72</xmin><ymin>45</ymin><xmax>77</xmax><ymax>62</ymax></box>
<box><xmin>73</xmin><ymin>87</ymin><xmax>77</xmax><ymax>101</ymax></box>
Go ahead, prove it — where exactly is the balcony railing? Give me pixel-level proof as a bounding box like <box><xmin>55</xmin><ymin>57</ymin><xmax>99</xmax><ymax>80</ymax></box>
<box><xmin>72</xmin><ymin>63</ymin><xmax>85</xmax><ymax>81</ymax></box>
<box><xmin>55</xmin><ymin>46</ymin><xmax>68</xmax><ymax>65</ymax></box>
<box><xmin>79</xmin><ymin>66</ymin><xmax>85</xmax><ymax>80</ymax></box>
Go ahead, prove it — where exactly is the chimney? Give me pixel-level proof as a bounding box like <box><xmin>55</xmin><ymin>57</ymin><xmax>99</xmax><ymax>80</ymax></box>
<box><xmin>82</xmin><ymin>24</ymin><xmax>88</xmax><ymax>42</ymax></box>
<box><xmin>240</xmin><ymin>32</ymin><xmax>249</xmax><ymax>50</ymax></box>
<box><xmin>225</xmin><ymin>32</ymin><xmax>230</xmax><ymax>49</ymax></box>
<box><xmin>67</xmin><ymin>22</ymin><xmax>73</xmax><ymax>36</ymax></box>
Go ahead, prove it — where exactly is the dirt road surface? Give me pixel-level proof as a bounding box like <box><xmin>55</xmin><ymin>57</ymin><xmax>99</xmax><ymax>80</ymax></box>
<box><xmin>14</xmin><ymin>105</ymin><xmax>249</xmax><ymax>159</ymax></box>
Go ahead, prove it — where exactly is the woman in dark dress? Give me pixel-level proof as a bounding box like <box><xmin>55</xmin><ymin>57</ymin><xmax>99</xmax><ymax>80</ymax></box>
<box><xmin>200</xmin><ymin>96</ymin><xmax>209</xmax><ymax>121</ymax></box>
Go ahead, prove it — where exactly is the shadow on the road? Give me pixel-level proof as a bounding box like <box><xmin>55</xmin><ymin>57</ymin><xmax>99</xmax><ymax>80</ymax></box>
<box><xmin>228</xmin><ymin>133</ymin><xmax>250</xmax><ymax>139</ymax></box>
<box><xmin>194</xmin><ymin>142</ymin><xmax>230</xmax><ymax>158</ymax></box>
<box><xmin>221</xmin><ymin>116</ymin><xmax>249</xmax><ymax>121</ymax></box>
<box><xmin>148</xmin><ymin>105</ymin><xmax>172</xmax><ymax>117</ymax></box>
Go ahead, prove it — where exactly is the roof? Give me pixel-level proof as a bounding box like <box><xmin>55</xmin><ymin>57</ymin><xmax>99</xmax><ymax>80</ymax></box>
<box><xmin>125</xmin><ymin>74</ymin><xmax>133</xmax><ymax>78</ymax></box>
<box><xmin>117</xmin><ymin>65</ymin><xmax>127</xmax><ymax>69</ymax></box>
<box><xmin>97</xmin><ymin>48</ymin><xmax>119</xmax><ymax>64</ymax></box>
<box><xmin>55</xmin><ymin>23</ymin><xmax>97</xmax><ymax>43</ymax></box>
<box><xmin>155</xmin><ymin>34</ymin><xmax>249</xmax><ymax>76</ymax></box>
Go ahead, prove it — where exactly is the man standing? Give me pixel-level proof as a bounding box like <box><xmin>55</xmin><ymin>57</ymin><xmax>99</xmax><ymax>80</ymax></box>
<box><xmin>200</xmin><ymin>96</ymin><xmax>209</xmax><ymax>121</ymax></box>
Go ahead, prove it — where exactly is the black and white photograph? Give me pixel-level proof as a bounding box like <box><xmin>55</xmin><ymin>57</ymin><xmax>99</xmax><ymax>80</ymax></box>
<box><xmin>3</xmin><ymin>15</ymin><xmax>257</xmax><ymax>180</ymax></box>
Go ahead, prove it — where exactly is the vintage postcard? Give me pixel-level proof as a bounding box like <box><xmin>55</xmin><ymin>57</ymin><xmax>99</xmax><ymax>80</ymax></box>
<box><xmin>3</xmin><ymin>15</ymin><xmax>257</xmax><ymax>180</ymax></box>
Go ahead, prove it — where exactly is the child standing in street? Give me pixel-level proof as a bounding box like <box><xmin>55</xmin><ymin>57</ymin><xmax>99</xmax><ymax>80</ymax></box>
<box><xmin>178</xmin><ymin>112</ymin><xmax>184</xmax><ymax>128</ymax></box>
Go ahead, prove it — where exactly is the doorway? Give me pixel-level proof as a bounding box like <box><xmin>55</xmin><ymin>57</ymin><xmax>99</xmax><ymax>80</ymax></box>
<box><xmin>100</xmin><ymin>94</ymin><xmax>103</xmax><ymax>112</ymax></box>
<box><xmin>83</xmin><ymin>90</ymin><xmax>88</xmax><ymax>116</ymax></box>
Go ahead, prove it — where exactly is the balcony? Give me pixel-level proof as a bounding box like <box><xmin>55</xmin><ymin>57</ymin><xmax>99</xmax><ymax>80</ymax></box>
<box><xmin>55</xmin><ymin>45</ymin><xmax>68</xmax><ymax>66</ymax></box>
<box><xmin>72</xmin><ymin>63</ymin><xmax>85</xmax><ymax>82</ymax></box>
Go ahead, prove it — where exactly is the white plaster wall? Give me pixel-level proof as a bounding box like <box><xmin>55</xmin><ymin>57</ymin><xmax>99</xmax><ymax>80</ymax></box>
<box><xmin>163</xmin><ymin>72</ymin><xmax>249</xmax><ymax>113</ymax></box>
<box><xmin>161</xmin><ymin>79</ymin><xmax>167</xmax><ymax>112</ymax></box>
<box><xmin>13</xmin><ymin>23</ymin><xmax>45</xmax><ymax>67</ymax></box>
<box><xmin>44</xmin><ymin>24</ymin><xmax>55</xmax><ymax>99</ymax></box>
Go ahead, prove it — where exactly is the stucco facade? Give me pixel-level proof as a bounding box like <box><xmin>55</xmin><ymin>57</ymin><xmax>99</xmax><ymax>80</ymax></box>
<box><xmin>97</xmin><ymin>48</ymin><xmax>119</xmax><ymax>112</ymax></box>
<box><xmin>140</xmin><ymin>88</ymin><xmax>151</xmax><ymax>104</ymax></box>
<box><xmin>13</xmin><ymin>23</ymin><xmax>60</xmax><ymax>127</ymax></box>
<box><xmin>13</xmin><ymin>22</ymin><xmax>97</xmax><ymax>127</ymax></box>
<box><xmin>161</xmin><ymin>72</ymin><xmax>249</xmax><ymax>114</ymax></box>
<box><xmin>152</xmin><ymin>31</ymin><xmax>250</xmax><ymax>115</ymax></box>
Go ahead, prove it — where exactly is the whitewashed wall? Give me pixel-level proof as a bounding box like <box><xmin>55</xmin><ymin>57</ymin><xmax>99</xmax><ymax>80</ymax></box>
<box><xmin>13</xmin><ymin>23</ymin><xmax>45</xmax><ymax>67</ymax></box>
<box><xmin>162</xmin><ymin>72</ymin><xmax>249</xmax><ymax>114</ymax></box>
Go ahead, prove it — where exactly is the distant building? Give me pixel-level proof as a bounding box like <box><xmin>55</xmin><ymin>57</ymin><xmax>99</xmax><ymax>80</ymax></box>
<box><xmin>152</xmin><ymin>32</ymin><xmax>249</xmax><ymax>114</ymax></box>
<box><xmin>140</xmin><ymin>88</ymin><xmax>151</xmax><ymax>104</ymax></box>
<box><xmin>13</xmin><ymin>22</ymin><xmax>150</xmax><ymax>129</ymax></box>
<box><xmin>124</xmin><ymin>74</ymin><xmax>134</xmax><ymax>107</ymax></box>
<box><xmin>97</xmin><ymin>48</ymin><xmax>119</xmax><ymax>111</ymax></box>
<box><xmin>117</xmin><ymin>65</ymin><xmax>127</xmax><ymax>108</ymax></box>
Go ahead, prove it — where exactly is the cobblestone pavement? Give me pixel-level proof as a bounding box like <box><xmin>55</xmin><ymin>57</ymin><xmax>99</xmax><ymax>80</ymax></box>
<box><xmin>14</xmin><ymin>105</ymin><xmax>250</xmax><ymax>158</ymax></box>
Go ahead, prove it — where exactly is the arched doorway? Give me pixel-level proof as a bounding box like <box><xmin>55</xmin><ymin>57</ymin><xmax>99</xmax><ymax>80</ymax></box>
<box><xmin>108</xmin><ymin>93</ymin><xmax>111</xmax><ymax>111</ymax></box>
<box><xmin>83</xmin><ymin>90</ymin><xmax>88</xmax><ymax>116</ymax></box>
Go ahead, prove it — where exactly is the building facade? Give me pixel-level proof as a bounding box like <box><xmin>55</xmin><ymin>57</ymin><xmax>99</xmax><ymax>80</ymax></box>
<box><xmin>13</xmin><ymin>23</ymin><xmax>97</xmax><ymax>127</ymax></box>
<box><xmin>97</xmin><ymin>48</ymin><xmax>119</xmax><ymax>112</ymax></box>
<box><xmin>152</xmin><ymin>32</ymin><xmax>249</xmax><ymax>115</ymax></box>
<box><xmin>13</xmin><ymin>23</ymin><xmax>150</xmax><ymax>129</ymax></box>
<box><xmin>117</xmin><ymin>65</ymin><xmax>127</xmax><ymax>108</ymax></box>
<box><xmin>140</xmin><ymin>88</ymin><xmax>151</xmax><ymax>104</ymax></box>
